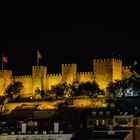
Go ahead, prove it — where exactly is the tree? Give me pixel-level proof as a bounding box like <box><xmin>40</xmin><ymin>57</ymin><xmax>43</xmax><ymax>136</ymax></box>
<box><xmin>69</xmin><ymin>81</ymin><xmax>80</xmax><ymax>97</ymax></box>
<box><xmin>33</xmin><ymin>87</ymin><xmax>42</xmax><ymax>100</ymax></box>
<box><xmin>0</xmin><ymin>96</ymin><xmax>11</xmax><ymax>113</ymax></box>
<box><xmin>5</xmin><ymin>81</ymin><xmax>23</xmax><ymax>99</ymax></box>
<box><xmin>78</xmin><ymin>81</ymin><xmax>101</xmax><ymax>97</ymax></box>
<box><xmin>50</xmin><ymin>81</ymin><xmax>101</xmax><ymax>99</ymax></box>
<box><xmin>50</xmin><ymin>82</ymin><xmax>70</xmax><ymax>99</ymax></box>
<box><xmin>107</xmin><ymin>76</ymin><xmax>140</xmax><ymax>98</ymax></box>
<box><xmin>107</xmin><ymin>80</ymin><xmax>121</xmax><ymax>98</ymax></box>
<box><xmin>40</xmin><ymin>90</ymin><xmax>46</xmax><ymax>98</ymax></box>
<box><xmin>126</xmin><ymin>76</ymin><xmax>140</xmax><ymax>96</ymax></box>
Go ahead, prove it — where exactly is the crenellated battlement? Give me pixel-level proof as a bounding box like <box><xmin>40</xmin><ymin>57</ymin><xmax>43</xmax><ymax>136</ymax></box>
<box><xmin>13</xmin><ymin>75</ymin><xmax>32</xmax><ymax>79</ymax></box>
<box><xmin>0</xmin><ymin>58</ymin><xmax>133</xmax><ymax>97</ymax></box>
<box><xmin>113</xmin><ymin>59</ymin><xmax>122</xmax><ymax>62</ymax></box>
<box><xmin>47</xmin><ymin>73</ymin><xmax>62</xmax><ymax>77</ymax></box>
<box><xmin>77</xmin><ymin>72</ymin><xmax>93</xmax><ymax>75</ymax></box>
<box><xmin>0</xmin><ymin>70</ymin><xmax>12</xmax><ymax>73</ymax></box>
<box><xmin>76</xmin><ymin>71</ymin><xmax>93</xmax><ymax>83</ymax></box>
<box><xmin>62</xmin><ymin>64</ymin><xmax>76</xmax><ymax>67</ymax></box>
<box><xmin>32</xmin><ymin>66</ymin><xmax>47</xmax><ymax>69</ymax></box>
<box><xmin>93</xmin><ymin>59</ymin><xmax>111</xmax><ymax>63</ymax></box>
<box><xmin>93</xmin><ymin>58</ymin><xmax>121</xmax><ymax>63</ymax></box>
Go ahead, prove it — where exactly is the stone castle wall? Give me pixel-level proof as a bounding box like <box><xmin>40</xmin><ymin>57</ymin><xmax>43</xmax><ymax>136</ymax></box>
<box><xmin>0</xmin><ymin>58</ymin><xmax>132</xmax><ymax>97</ymax></box>
<box><xmin>62</xmin><ymin>64</ymin><xmax>77</xmax><ymax>84</ymax></box>
<box><xmin>46</xmin><ymin>74</ymin><xmax>62</xmax><ymax>89</ymax></box>
<box><xmin>0</xmin><ymin>70</ymin><xmax>12</xmax><ymax>96</ymax></box>
<box><xmin>93</xmin><ymin>59</ymin><xmax>123</xmax><ymax>89</ymax></box>
<box><xmin>93</xmin><ymin>59</ymin><xmax>112</xmax><ymax>89</ymax></box>
<box><xmin>13</xmin><ymin>75</ymin><xmax>32</xmax><ymax>97</ymax></box>
<box><xmin>112</xmin><ymin>59</ymin><xmax>122</xmax><ymax>82</ymax></box>
<box><xmin>76</xmin><ymin>72</ymin><xmax>94</xmax><ymax>83</ymax></box>
<box><xmin>32</xmin><ymin>66</ymin><xmax>47</xmax><ymax>94</ymax></box>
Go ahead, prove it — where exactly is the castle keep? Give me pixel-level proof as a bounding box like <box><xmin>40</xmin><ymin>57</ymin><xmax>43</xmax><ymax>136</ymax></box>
<box><xmin>0</xmin><ymin>58</ymin><xmax>131</xmax><ymax>97</ymax></box>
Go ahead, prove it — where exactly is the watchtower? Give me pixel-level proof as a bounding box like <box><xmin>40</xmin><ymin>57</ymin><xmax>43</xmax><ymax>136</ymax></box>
<box><xmin>0</xmin><ymin>70</ymin><xmax>12</xmax><ymax>96</ymax></box>
<box><xmin>32</xmin><ymin>66</ymin><xmax>47</xmax><ymax>93</ymax></box>
<box><xmin>93</xmin><ymin>58</ymin><xmax>122</xmax><ymax>90</ymax></box>
<box><xmin>62</xmin><ymin>64</ymin><xmax>77</xmax><ymax>84</ymax></box>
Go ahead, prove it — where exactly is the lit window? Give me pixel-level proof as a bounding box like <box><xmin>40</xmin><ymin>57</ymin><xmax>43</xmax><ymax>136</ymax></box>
<box><xmin>102</xmin><ymin>120</ymin><xmax>105</xmax><ymax>125</ymax></box>
<box><xmin>96</xmin><ymin>120</ymin><xmax>99</xmax><ymax>126</ymax></box>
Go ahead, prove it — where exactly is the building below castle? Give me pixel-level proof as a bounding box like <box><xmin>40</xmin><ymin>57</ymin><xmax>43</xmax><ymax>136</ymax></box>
<box><xmin>0</xmin><ymin>58</ymin><xmax>132</xmax><ymax>97</ymax></box>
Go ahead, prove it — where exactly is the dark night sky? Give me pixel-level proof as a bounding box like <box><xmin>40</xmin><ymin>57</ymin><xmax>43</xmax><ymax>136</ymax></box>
<box><xmin>0</xmin><ymin>29</ymin><xmax>139</xmax><ymax>75</ymax></box>
<box><xmin>0</xmin><ymin>2</ymin><xmax>140</xmax><ymax>75</ymax></box>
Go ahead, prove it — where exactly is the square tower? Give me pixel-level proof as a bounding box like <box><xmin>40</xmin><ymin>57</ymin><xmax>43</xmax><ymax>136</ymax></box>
<box><xmin>32</xmin><ymin>66</ymin><xmax>47</xmax><ymax>93</ymax></box>
<box><xmin>93</xmin><ymin>59</ymin><xmax>122</xmax><ymax>90</ymax></box>
<box><xmin>62</xmin><ymin>64</ymin><xmax>77</xmax><ymax>84</ymax></box>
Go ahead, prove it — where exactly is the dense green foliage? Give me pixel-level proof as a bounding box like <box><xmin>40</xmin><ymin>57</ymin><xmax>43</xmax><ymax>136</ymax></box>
<box><xmin>5</xmin><ymin>81</ymin><xmax>23</xmax><ymax>99</ymax></box>
<box><xmin>77</xmin><ymin>81</ymin><xmax>101</xmax><ymax>97</ymax></box>
<box><xmin>49</xmin><ymin>81</ymin><xmax>102</xmax><ymax>99</ymax></box>
<box><xmin>107</xmin><ymin>75</ymin><xmax>140</xmax><ymax>97</ymax></box>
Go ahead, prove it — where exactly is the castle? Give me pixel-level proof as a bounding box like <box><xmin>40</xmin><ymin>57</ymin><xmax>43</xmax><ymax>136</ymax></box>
<box><xmin>0</xmin><ymin>58</ymin><xmax>132</xmax><ymax>97</ymax></box>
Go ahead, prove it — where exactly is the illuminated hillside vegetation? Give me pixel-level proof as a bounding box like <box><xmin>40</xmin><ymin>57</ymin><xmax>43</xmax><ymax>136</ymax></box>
<box><xmin>1</xmin><ymin>76</ymin><xmax>140</xmax><ymax>114</ymax></box>
<box><xmin>1</xmin><ymin>81</ymin><xmax>103</xmax><ymax>103</ymax></box>
<box><xmin>0</xmin><ymin>81</ymin><xmax>106</xmax><ymax>113</ymax></box>
<box><xmin>107</xmin><ymin>74</ymin><xmax>140</xmax><ymax>97</ymax></box>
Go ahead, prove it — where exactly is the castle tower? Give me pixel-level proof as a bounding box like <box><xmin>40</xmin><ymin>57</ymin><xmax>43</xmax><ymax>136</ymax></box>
<box><xmin>93</xmin><ymin>58</ymin><xmax>122</xmax><ymax>90</ymax></box>
<box><xmin>0</xmin><ymin>70</ymin><xmax>12</xmax><ymax>96</ymax></box>
<box><xmin>32</xmin><ymin>66</ymin><xmax>47</xmax><ymax>93</ymax></box>
<box><xmin>112</xmin><ymin>59</ymin><xmax>122</xmax><ymax>82</ymax></box>
<box><xmin>62</xmin><ymin>64</ymin><xmax>77</xmax><ymax>84</ymax></box>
